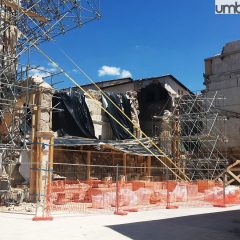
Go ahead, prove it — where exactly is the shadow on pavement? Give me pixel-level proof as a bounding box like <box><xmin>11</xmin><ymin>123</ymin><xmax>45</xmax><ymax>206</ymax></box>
<box><xmin>107</xmin><ymin>210</ymin><xmax>240</xmax><ymax>240</ymax></box>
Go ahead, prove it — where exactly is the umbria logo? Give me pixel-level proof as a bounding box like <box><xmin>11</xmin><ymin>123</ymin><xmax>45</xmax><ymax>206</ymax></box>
<box><xmin>215</xmin><ymin>0</ymin><xmax>240</xmax><ymax>14</ymax></box>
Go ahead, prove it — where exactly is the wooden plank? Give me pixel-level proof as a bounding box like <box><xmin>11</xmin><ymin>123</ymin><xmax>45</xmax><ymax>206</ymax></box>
<box><xmin>225</xmin><ymin>160</ymin><xmax>240</xmax><ymax>184</ymax></box>
<box><xmin>123</xmin><ymin>153</ymin><xmax>127</xmax><ymax>176</ymax></box>
<box><xmin>147</xmin><ymin>156</ymin><xmax>151</xmax><ymax>176</ymax></box>
<box><xmin>227</xmin><ymin>170</ymin><xmax>240</xmax><ymax>184</ymax></box>
<box><xmin>228</xmin><ymin>173</ymin><xmax>240</xmax><ymax>185</ymax></box>
<box><xmin>49</xmin><ymin>136</ymin><xmax>54</xmax><ymax>183</ymax></box>
<box><xmin>87</xmin><ymin>152</ymin><xmax>91</xmax><ymax>180</ymax></box>
<box><xmin>54</xmin><ymin>148</ymin><xmax>124</xmax><ymax>155</ymax></box>
<box><xmin>38</xmin><ymin>137</ymin><xmax>43</xmax><ymax>201</ymax></box>
<box><xmin>3</xmin><ymin>0</ymin><xmax>48</xmax><ymax>22</ymax></box>
<box><xmin>227</xmin><ymin>160</ymin><xmax>240</xmax><ymax>170</ymax></box>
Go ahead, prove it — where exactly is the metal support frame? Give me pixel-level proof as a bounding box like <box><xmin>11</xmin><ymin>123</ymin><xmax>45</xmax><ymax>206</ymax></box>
<box><xmin>170</xmin><ymin>92</ymin><xmax>228</xmax><ymax>180</ymax></box>
<box><xmin>0</xmin><ymin>0</ymin><xmax>100</xmax><ymax>178</ymax></box>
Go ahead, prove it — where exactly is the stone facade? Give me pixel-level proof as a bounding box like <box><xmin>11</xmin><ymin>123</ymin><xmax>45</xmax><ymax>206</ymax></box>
<box><xmin>204</xmin><ymin>40</ymin><xmax>240</xmax><ymax>151</ymax></box>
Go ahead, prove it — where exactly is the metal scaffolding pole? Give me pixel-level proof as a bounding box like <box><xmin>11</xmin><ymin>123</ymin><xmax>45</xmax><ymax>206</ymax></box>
<box><xmin>0</xmin><ymin>0</ymin><xmax>100</xmax><ymax>201</ymax></box>
<box><xmin>169</xmin><ymin>92</ymin><xmax>228</xmax><ymax>180</ymax></box>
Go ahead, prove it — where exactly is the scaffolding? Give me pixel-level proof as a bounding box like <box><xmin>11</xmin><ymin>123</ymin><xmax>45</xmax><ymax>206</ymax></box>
<box><xmin>0</xmin><ymin>2</ymin><xmax>236</xmax><ymax>213</ymax></box>
<box><xmin>0</xmin><ymin>0</ymin><xmax>100</xmax><ymax>177</ymax></box>
<box><xmin>165</xmin><ymin>91</ymin><xmax>229</xmax><ymax>180</ymax></box>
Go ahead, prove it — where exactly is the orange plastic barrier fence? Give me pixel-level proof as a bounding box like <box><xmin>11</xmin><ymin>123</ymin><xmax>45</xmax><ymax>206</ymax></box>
<box><xmin>45</xmin><ymin>179</ymin><xmax>240</xmax><ymax>216</ymax></box>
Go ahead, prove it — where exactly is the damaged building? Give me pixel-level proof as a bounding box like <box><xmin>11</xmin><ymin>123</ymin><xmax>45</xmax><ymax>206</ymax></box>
<box><xmin>204</xmin><ymin>40</ymin><xmax>240</xmax><ymax>154</ymax></box>
<box><xmin>1</xmin><ymin>0</ymin><xmax>240</xmax><ymax>216</ymax></box>
<box><xmin>50</xmin><ymin>74</ymin><xmax>191</xmax><ymax>182</ymax></box>
<box><xmin>55</xmin><ymin>75</ymin><xmax>190</xmax><ymax>140</ymax></box>
<box><xmin>1</xmin><ymin>73</ymin><xmax>192</xmax><ymax>204</ymax></box>
<box><xmin>80</xmin><ymin>75</ymin><xmax>190</xmax><ymax>138</ymax></box>
<box><xmin>204</xmin><ymin>40</ymin><xmax>240</xmax><ymax>185</ymax></box>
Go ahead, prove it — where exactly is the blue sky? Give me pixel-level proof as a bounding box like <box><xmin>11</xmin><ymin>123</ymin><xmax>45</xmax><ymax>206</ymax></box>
<box><xmin>26</xmin><ymin>0</ymin><xmax>240</xmax><ymax>91</ymax></box>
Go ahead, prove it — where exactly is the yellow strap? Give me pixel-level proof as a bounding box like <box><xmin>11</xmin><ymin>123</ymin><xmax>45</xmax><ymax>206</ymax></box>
<box><xmin>31</xmin><ymin>42</ymin><xmax>186</xmax><ymax>181</ymax></box>
<box><xmin>18</xmin><ymin>5</ymin><xmax>189</xmax><ymax>180</ymax></box>
<box><xmin>17</xmin><ymin>14</ymin><xmax>188</xmax><ymax>180</ymax></box>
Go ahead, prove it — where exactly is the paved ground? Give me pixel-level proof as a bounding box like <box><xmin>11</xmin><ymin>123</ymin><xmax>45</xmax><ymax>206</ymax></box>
<box><xmin>109</xmin><ymin>209</ymin><xmax>240</xmax><ymax>240</ymax></box>
<box><xmin>0</xmin><ymin>206</ymin><xmax>240</xmax><ymax>240</ymax></box>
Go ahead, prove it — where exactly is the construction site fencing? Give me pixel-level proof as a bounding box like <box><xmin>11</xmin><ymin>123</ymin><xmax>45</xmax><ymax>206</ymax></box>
<box><xmin>1</xmin><ymin>163</ymin><xmax>240</xmax><ymax>219</ymax></box>
<box><xmin>41</xmin><ymin>163</ymin><xmax>240</xmax><ymax>218</ymax></box>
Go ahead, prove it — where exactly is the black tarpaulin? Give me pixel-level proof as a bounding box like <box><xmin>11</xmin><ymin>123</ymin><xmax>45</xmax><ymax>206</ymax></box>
<box><xmin>52</xmin><ymin>91</ymin><xmax>95</xmax><ymax>138</ymax></box>
<box><xmin>103</xmin><ymin>92</ymin><xmax>133</xmax><ymax>140</ymax></box>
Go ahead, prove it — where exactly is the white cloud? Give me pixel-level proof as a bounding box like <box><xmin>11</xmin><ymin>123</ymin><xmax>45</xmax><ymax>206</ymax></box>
<box><xmin>29</xmin><ymin>66</ymin><xmax>57</xmax><ymax>78</ymax></box>
<box><xmin>98</xmin><ymin>65</ymin><xmax>132</xmax><ymax>78</ymax></box>
<box><xmin>120</xmin><ymin>69</ymin><xmax>132</xmax><ymax>78</ymax></box>
<box><xmin>98</xmin><ymin>65</ymin><xmax>121</xmax><ymax>77</ymax></box>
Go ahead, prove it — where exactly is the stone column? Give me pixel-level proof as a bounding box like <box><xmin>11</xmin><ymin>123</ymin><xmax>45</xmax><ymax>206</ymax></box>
<box><xmin>30</xmin><ymin>77</ymin><xmax>53</xmax><ymax>206</ymax></box>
